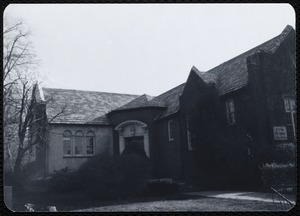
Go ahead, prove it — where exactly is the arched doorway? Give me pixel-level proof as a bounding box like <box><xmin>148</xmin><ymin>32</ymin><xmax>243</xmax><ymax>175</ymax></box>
<box><xmin>115</xmin><ymin>120</ymin><xmax>150</xmax><ymax>157</ymax></box>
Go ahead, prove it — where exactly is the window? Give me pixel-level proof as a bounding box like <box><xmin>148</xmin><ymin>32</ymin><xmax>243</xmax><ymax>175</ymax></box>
<box><xmin>186</xmin><ymin>116</ymin><xmax>193</xmax><ymax>151</ymax></box>
<box><xmin>284</xmin><ymin>97</ymin><xmax>296</xmax><ymax>141</ymax></box>
<box><xmin>168</xmin><ymin>120</ymin><xmax>175</xmax><ymax>141</ymax></box>
<box><xmin>226</xmin><ymin>99</ymin><xmax>236</xmax><ymax>125</ymax></box>
<box><xmin>86</xmin><ymin>131</ymin><xmax>95</xmax><ymax>155</ymax></box>
<box><xmin>63</xmin><ymin>130</ymin><xmax>72</xmax><ymax>155</ymax></box>
<box><xmin>63</xmin><ymin>130</ymin><xmax>96</xmax><ymax>157</ymax></box>
<box><xmin>75</xmin><ymin>131</ymin><xmax>84</xmax><ymax>155</ymax></box>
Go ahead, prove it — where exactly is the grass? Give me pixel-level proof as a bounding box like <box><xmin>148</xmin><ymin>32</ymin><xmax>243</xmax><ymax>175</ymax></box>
<box><xmin>11</xmin><ymin>187</ymin><xmax>188</xmax><ymax>212</ymax></box>
<box><xmin>10</xmin><ymin>187</ymin><xmax>288</xmax><ymax>212</ymax></box>
<box><xmin>9</xmin><ymin>179</ymin><xmax>295</xmax><ymax>212</ymax></box>
<box><xmin>73</xmin><ymin>197</ymin><xmax>282</xmax><ymax>212</ymax></box>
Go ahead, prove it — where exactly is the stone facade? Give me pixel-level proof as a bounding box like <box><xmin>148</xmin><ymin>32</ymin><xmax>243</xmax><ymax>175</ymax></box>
<box><xmin>46</xmin><ymin>124</ymin><xmax>113</xmax><ymax>173</ymax></box>
<box><xmin>34</xmin><ymin>25</ymin><xmax>295</xmax><ymax>188</ymax></box>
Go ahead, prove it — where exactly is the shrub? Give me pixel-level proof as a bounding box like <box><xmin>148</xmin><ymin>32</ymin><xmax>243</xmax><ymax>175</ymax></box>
<box><xmin>49</xmin><ymin>167</ymin><xmax>80</xmax><ymax>193</ymax></box>
<box><xmin>48</xmin><ymin>153</ymin><xmax>152</xmax><ymax>198</ymax></box>
<box><xmin>4</xmin><ymin>170</ymin><xmax>14</xmax><ymax>186</ymax></box>
<box><xmin>271</xmin><ymin>143</ymin><xmax>296</xmax><ymax>164</ymax></box>
<box><xmin>21</xmin><ymin>161</ymin><xmax>45</xmax><ymax>181</ymax></box>
<box><xmin>113</xmin><ymin>153</ymin><xmax>152</xmax><ymax>197</ymax></box>
<box><xmin>77</xmin><ymin>153</ymin><xmax>151</xmax><ymax>199</ymax></box>
<box><xmin>260</xmin><ymin>163</ymin><xmax>296</xmax><ymax>187</ymax></box>
<box><xmin>147</xmin><ymin>181</ymin><xmax>179</xmax><ymax>196</ymax></box>
<box><xmin>260</xmin><ymin>143</ymin><xmax>296</xmax><ymax>192</ymax></box>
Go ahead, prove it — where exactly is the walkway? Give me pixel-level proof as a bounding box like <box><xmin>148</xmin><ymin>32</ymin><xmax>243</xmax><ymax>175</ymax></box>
<box><xmin>72</xmin><ymin>190</ymin><xmax>296</xmax><ymax>211</ymax></box>
<box><xmin>183</xmin><ymin>191</ymin><xmax>296</xmax><ymax>205</ymax></box>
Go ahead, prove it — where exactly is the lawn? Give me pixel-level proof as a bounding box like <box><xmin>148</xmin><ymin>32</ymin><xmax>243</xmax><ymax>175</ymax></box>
<box><xmin>73</xmin><ymin>197</ymin><xmax>283</xmax><ymax>212</ymax></box>
<box><xmin>11</xmin><ymin>188</ymin><xmax>191</xmax><ymax>212</ymax></box>
<box><xmin>10</xmin><ymin>188</ymin><xmax>285</xmax><ymax>212</ymax></box>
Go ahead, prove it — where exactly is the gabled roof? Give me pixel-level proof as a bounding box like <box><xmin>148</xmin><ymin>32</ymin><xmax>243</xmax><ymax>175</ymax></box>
<box><xmin>191</xmin><ymin>66</ymin><xmax>217</xmax><ymax>84</ymax></box>
<box><xmin>114</xmin><ymin>94</ymin><xmax>166</xmax><ymax>111</ymax></box>
<box><xmin>41</xmin><ymin>88</ymin><xmax>138</xmax><ymax>124</ymax></box>
<box><xmin>154</xmin><ymin>83</ymin><xmax>186</xmax><ymax>119</ymax></box>
<box><xmin>109</xmin><ymin>83</ymin><xmax>186</xmax><ymax>119</ymax></box>
<box><xmin>194</xmin><ymin>25</ymin><xmax>294</xmax><ymax>95</ymax></box>
<box><xmin>38</xmin><ymin>25</ymin><xmax>294</xmax><ymax>124</ymax></box>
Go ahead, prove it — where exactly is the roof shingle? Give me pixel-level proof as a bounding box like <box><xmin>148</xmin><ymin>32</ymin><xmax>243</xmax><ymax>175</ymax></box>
<box><xmin>194</xmin><ymin>25</ymin><xmax>294</xmax><ymax>95</ymax></box>
<box><xmin>41</xmin><ymin>88</ymin><xmax>138</xmax><ymax>124</ymax></box>
<box><xmin>38</xmin><ymin>25</ymin><xmax>294</xmax><ymax>123</ymax></box>
<box><xmin>114</xmin><ymin>94</ymin><xmax>166</xmax><ymax>111</ymax></box>
<box><xmin>154</xmin><ymin>83</ymin><xmax>186</xmax><ymax>119</ymax></box>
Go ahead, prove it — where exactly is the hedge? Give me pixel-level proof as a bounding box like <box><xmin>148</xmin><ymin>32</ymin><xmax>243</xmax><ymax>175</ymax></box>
<box><xmin>260</xmin><ymin>163</ymin><xmax>296</xmax><ymax>187</ymax></box>
<box><xmin>49</xmin><ymin>153</ymin><xmax>152</xmax><ymax>200</ymax></box>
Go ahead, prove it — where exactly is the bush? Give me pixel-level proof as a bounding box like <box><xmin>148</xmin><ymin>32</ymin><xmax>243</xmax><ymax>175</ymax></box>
<box><xmin>77</xmin><ymin>153</ymin><xmax>151</xmax><ymax>199</ymax></box>
<box><xmin>271</xmin><ymin>143</ymin><xmax>296</xmax><ymax>164</ymax></box>
<box><xmin>49</xmin><ymin>167</ymin><xmax>80</xmax><ymax>193</ymax></box>
<box><xmin>21</xmin><ymin>161</ymin><xmax>45</xmax><ymax>181</ymax></box>
<box><xmin>260</xmin><ymin>163</ymin><xmax>296</xmax><ymax>187</ymax></box>
<box><xmin>260</xmin><ymin>143</ymin><xmax>296</xmax><ymax>192</ymax></box>
<box><xmin>113</xmin><ymin>153</ymin><xmax>152</xmax><ymax>197</ymax></box>
<box><xmin>48</xmin><ymin>153</ymin><xmax>152</xmax><ymax>199</ymax></box>
<box><xmin>4</xmin><ymin>171</ymin><xmax>14</xmax><ymax>186</ymax></box>
<box><xmin>147</xmin><ymin>181</ymin><xmax>179</xmax><ymax>196</ymax></box>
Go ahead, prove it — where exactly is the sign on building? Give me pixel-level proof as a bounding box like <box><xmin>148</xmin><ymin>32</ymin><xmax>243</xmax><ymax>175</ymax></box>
<box><xmin>273</xmin><ymin>126</ymin><xmax>287</xmax><ymax>140</ymax></box>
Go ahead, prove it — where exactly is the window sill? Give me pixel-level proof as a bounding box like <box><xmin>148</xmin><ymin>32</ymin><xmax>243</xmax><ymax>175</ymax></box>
<box><xmin>63</xmin><ymin>155</ymin><xmax>94</xmax><ymax>158</ymax></box>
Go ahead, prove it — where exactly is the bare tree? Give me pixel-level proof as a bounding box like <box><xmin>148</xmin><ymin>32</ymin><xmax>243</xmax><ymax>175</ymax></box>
<box><xmin>3</xmin><ymin>17</ymin><xmax>66</xmax><ymax>181</ymax></box>
<box><xmin>3</xmin><ymin>17</ymin><xmax>37</xmax><ymax>174</ymax></box>
<box><xmin>3</xmin><ymin>18</ymin><xmax>37</xmax><ymax>103</ymax></box>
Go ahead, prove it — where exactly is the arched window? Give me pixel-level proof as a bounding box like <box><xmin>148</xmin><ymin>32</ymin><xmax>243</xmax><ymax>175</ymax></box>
<box><xmin>75</xmin><ymin>131</ymin><xmax>84</xmax><ymax>155</ymax></box>
<box><xmin>86</xmin><ymin>131</ymin><xmax>95</xmax><ymax>155</ymax></box>
<box><xmin>63</xmin><ymin>130</ymin><xmax>72</xmax><ymax>155</ymax></box>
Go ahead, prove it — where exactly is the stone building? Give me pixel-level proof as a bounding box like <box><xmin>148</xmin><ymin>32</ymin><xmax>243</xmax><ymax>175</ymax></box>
<box><xmin>35</xmin><ymin>25</ymin><xmax>296</xmax><ymax>189</ymax></box>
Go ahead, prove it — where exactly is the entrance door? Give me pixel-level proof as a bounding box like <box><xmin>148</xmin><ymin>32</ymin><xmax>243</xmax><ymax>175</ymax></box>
<box><xmin>123</xmin><ymin>136</ymin><xmax>145</xmax><ymax>156</ymax></box>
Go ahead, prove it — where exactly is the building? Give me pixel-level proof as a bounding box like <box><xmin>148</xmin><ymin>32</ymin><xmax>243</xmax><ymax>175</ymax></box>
<box><xmin>35</xmin><ymin>25</ymin><xmax>296</xmax><ymax>189</ymax></box>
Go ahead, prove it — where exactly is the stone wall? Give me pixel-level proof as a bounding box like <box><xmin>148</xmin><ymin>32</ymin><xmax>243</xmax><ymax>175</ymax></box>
<box><xmin>46</xmin><ymin>124</ymin><xmax>113</xmax><ymax>174</ymax></box>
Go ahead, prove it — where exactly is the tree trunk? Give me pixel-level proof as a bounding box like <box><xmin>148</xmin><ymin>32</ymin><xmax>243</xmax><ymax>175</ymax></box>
<box><xmin>13</xmin><ymin>146</ymin><xmax>25</xmax><ymax>186</ymax></box>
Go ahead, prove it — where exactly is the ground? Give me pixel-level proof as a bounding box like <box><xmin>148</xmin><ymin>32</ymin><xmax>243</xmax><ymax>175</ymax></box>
<box><xmin>9</xmin><ymin>189</ymin><xmax>295</xmax><ymax>212</ymax></box>
<box><xmin>72</xmin><ymin>197</ymin><xmax>281</xmax><ymax>212</ymax></box>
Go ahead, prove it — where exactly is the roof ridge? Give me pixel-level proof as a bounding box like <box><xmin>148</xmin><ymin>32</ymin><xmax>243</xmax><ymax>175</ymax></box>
<box><xmin>191</xmin><ymin>65</ymin><xmax>207</xmax><ymax>73</ymax></box>
<box><xmin>196</xmin><ymin>25</ymin><xmax>294</xmax><ymax>96</ymax></box>
<box><xmin>42</xmin><ymin>87</ymin><xmax>139</xmax><ymax>97</ymax></box>
<box><xmin>155</xmin><ymin>82</ymin><xmax>186</xmax><ymax>99</ymax></box>
<box><xmin>205</xmin><ymin>26</ymin><xmax>291</xmax><ymax>74</ymax></box>
<box><xmin>140</xmin><ymin>93</ymin><xmax>154</xmax><ymax>98</ymax></box>
<box><xmin>112</xmin><ymin>92</ymin><xmax>164</xmax><ymax>111</ymax></box>
<box><xmin>270</xmin><ymin>24</ymin><xmax>295</xmax><ymax>53</ymax></box>
<box><xmin>112</xmin><ymin>94</ymin><xmax>145</xmax><ymax>111</ymax></box>
<box><xmin>281</xmin><ymin>25</ymin><xmax>294</xmax><ymax>34</ymax></box>
<box><xmin>144</xmin><ymin>94</ymin><xmax>155</xmax><ymax>101</ymax></box>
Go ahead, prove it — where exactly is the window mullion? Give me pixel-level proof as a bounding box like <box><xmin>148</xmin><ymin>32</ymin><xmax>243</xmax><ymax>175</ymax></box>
<box><xmin>71</xmin><ymin>136</ymin><xmax>74</xmax><ymax>156</ymax></box>
<box><xmin>84</xmin><ymin>136</ymin><xmax>87</xmax><ymax>155</ymax></box>
<box><xmin>291</xmin><ymin>111</ymin><xmax>296</xmax><ymax>141</ymax></box>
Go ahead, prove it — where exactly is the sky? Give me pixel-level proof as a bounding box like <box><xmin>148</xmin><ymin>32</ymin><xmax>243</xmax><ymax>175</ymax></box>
<box><xmin>4</xmin><ymin>4</ymin><xmax>295</xmax><ymax>96</ymax></box>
